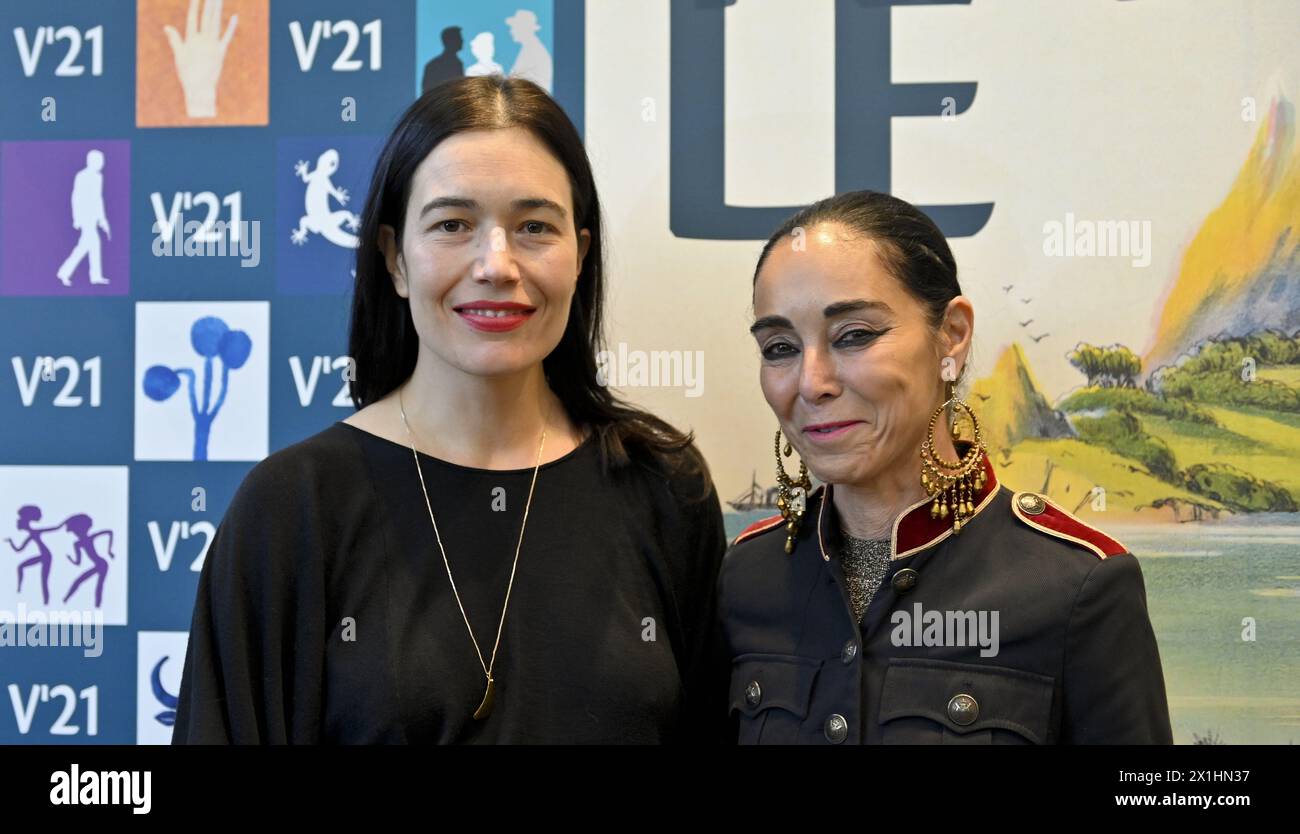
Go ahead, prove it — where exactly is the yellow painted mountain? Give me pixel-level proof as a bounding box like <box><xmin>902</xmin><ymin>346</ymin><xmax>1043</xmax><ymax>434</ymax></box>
<box><xmin>1144</xmin><ymin>92</ymin><xmax>1300</xmax><ymax>372</ymax></box>
<box><xmin>968</xmin><ymin>342</ymin><xmax>1075</xmax><ymax>452</ymax></box>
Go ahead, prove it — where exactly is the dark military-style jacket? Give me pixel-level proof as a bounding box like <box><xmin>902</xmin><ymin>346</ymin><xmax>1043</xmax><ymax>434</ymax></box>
<box><xmin>717</xmin><ymin>449</ymin><xmax>1173</xmax><ymax>744</ymax></box>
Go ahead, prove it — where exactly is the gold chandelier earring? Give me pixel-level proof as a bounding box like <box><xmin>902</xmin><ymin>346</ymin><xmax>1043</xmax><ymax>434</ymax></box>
<box><xmin>920</xmin><ymin>369</ymin><xmax>987</xmax><ymax>535</ymax></box>
<box><xmin>774</xmin><ymin>428</ymin><xmax>812</xmax><ymax>554</ymax></box>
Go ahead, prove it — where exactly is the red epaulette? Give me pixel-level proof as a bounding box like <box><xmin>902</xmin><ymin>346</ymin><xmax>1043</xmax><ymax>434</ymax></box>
<box><xmin>1010</xmin><ymin>491</ymin><xmax>1128</xmax><ymax>560</ymax></box>
<box><xmin>731</xmin><ymin>514</ymin><xmax>784</xmax><ymax>548</ymax></box>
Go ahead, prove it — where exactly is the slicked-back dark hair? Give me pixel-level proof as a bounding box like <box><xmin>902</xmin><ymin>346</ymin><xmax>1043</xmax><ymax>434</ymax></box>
<box><xmin>754</xmin><ymin>189</ymin><xmax>969</xmax><ymax>386</ymax></box>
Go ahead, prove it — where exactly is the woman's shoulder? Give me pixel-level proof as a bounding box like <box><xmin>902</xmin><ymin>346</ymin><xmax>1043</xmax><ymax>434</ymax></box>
<box><xmin>195</xmin><ymin>423</ymin><xmax>366</xmax><ymax>588</ymax></box>
<box><xmin>246</xmin><ymin>420</ymin><xmax>359</xmax><ymax>480</ymax></box>
<box><xmin>224</xmin><ymin>422</ymin><xmax>364</xmax><ymax>519</ymax></box>
<box><xmin>725</xmin><ymin>482</ymin><xmax>827</xmax><ymax>559</ymax></box>
<box><xmin>1000</xmin><ymin>486</ymin><xmax>1132</xmax><ymax>562</ymax></box>
<box><xmin>186</xmin><ymin>423</ymin><xmax>379</xmax><ymax>640</ymax></box>
<box><xmin>990</xmin><ymin>486</ymin><xmax>1154</xmax><ymax>614</ymax></box>
<box><xmin>619</xmin><ymin>432</ymin><xmax>718</xmax><ymax>510</ymax></box>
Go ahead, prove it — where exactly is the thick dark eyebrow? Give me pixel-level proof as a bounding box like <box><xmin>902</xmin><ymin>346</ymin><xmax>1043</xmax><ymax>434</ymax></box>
<box><xmin>750</xmin><ymin>299</ymin><xmax>893</xmax><ymax>334</ymax></box>
<box><xmin>417</xmin><ymin>196</ymin><xmax>568</xmax><ymax>220</ymax></box>
<box><xmin>418</xmin><ymin>196</ymin><xmax>476</xmax><ymax>218</ymax></box>
<box><xmin>823</xmin><ymin>299</ymin><xmax>893</xmax><ymax>318</ymax></box>
<box><xmin>513</xmin><ymin>197</ymin><xmax>568</xmax><ymax>219</ymax></box>
<box><xmin>749</xmin><ymin>314</ymin><xmax>793</xmax><ymax>334</ymax></box>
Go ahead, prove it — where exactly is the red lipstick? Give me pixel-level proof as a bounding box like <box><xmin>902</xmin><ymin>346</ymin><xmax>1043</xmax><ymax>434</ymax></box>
<box><xmin>453</xmin><ymin>300</ymin><xmax>536</xmax><ymax>333</ymax></box>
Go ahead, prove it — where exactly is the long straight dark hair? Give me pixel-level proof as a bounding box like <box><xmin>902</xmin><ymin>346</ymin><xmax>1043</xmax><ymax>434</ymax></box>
<box><xmin>348</xmin><ymin>75</ymin><xmax>708</xmax><ymax>488</ymax></box>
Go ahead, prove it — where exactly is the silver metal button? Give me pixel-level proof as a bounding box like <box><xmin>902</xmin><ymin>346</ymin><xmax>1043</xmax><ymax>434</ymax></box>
<box><xmin>1017</xmin><ymin>493</ymin><xmax>1046</xmax><ymax>515</ymax></box>
<box><xmin>947</xmin><ymin>693</ymin><xmax>979</xmax><ymax>726</ymax></box>
<box><xmin>824</xmin><ymin>713</ymin><xmax>848</xmax><ymax>743</ymax></box>
<box><xmin>892</xmin><ymin>568</ymin><xmax>918</xmax><ymax>593</ymax></box>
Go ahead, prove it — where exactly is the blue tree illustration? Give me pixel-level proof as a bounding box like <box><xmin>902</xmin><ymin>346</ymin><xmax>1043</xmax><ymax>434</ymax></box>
<box><xmin>142</xmin><ymin>316</ymin><xmax>252</xmax><ymax>461</ymax></box>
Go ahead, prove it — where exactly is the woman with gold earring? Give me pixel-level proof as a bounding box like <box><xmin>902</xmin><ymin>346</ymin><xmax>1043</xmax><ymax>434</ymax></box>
<box><xmin>774</xmin><ymin>427</ymin><xmax>812</xmax><ymax>553</ymax></box>
<box><xmin>920</xmin><ymin>358</ymin><xmax>987</xmax><ymax>534</ymax></box>
<box><xmin>718</xmin><ymin>190</ymin><xmax>1172</xmax><ymax>745</ymax></box>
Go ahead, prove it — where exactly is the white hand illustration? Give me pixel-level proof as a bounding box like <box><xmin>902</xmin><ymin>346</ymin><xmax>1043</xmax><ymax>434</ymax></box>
<box><xmin>163</xmin><ymin>0</ymin><xmax>238</xmax><ymax>119</ymax></box>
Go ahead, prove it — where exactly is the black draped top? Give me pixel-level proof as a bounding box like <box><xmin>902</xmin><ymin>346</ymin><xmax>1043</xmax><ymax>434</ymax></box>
<box><xmin>172</xmin><ymin>421</ymin><xmax>726</xmax><ymax>744</ymax></box>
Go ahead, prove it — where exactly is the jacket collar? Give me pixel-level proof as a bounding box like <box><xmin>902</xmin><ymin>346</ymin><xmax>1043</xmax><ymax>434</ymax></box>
<box><xmin>815</xmin><ymin>441</ymin><xmax>999</xmax><ymax>562</ymax></box>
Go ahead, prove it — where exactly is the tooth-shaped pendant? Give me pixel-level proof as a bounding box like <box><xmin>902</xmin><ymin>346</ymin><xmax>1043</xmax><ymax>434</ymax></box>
<box><xmin>473</xmin><ymin>675</ymin><xmax>495</xmax><ymax>720</ymax></box>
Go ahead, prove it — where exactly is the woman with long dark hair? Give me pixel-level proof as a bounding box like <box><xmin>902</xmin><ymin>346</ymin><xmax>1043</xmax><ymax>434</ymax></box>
<box><xmin>173</xmin><ymin>76</ymin><xmax>726</xmax><ymax>744</ymax></box>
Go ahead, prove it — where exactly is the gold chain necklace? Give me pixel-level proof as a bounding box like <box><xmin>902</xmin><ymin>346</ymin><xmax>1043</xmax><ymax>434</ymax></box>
<box><xmin>398</xmin><ymin>389</ymin><xmax>547</xmax><ymax>721</ymax></box>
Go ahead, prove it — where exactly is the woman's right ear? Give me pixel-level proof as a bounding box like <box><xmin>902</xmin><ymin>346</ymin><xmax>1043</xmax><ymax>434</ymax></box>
<box><xmin>378</xmin><ymin>224</ymin><xmax>408</xmax><ymax>298</ymax></box>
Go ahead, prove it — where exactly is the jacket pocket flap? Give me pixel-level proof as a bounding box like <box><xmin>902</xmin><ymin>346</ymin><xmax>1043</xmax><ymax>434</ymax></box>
<box><xmin>728</xmin><ymin>653</ymin><xmax>822</xmax><ymax>720</ymax></box>
<box><xmin>879</xmin><ymin>657</ymin><xmax>1055</xmax><ymax>743</ymax></box>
